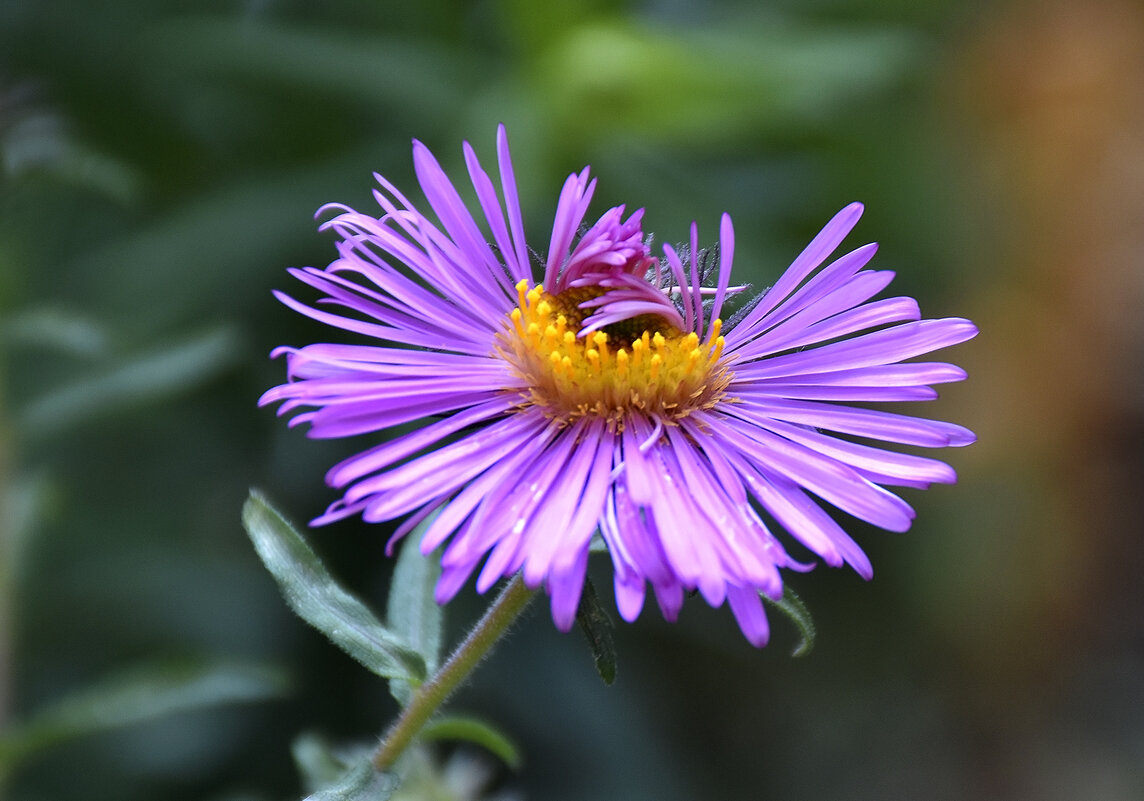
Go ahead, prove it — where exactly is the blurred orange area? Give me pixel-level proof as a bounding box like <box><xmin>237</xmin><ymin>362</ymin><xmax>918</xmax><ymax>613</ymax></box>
<box><xmin>942</xmin><ymin>0</ymin><xmax>1144</xmax><ymax>718</ymax></box>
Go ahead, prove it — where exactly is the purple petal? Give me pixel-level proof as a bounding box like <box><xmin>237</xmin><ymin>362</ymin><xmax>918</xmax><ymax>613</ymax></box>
<box><xmin>733</xmin><ymin>379</ymin><xmax>937</xmax><ymax>402</ymax></box>
<box><xmin>708</xmin><ymin>213</ymin><xmax>735</xmax><ymax>327</ymax></box>
<box><xmin>283</xmin><ymin>396</ymin><xmax>510</xmax><ymax>478</ymax></box>
<box><xmin>723</xmin><ymin>446</ymin><xmax>874</xmax><ymax>577</ymax></box>
<box><xmin>716</xmin><ymin>414</ymin><xmax>916</xmax><ymax>532</ymax></box>
<box><xmin>521</xmin><ymin>420</ymin><xmax>613</xmax><ymax>585</ymax></box>
<box><xmin>412</xmin><ymin>139</ymin><xmax>515</xmax><ymax>297</ymax></box>
<box><xmin>548</xmin><ymin>547</ymin><xmax>589</xmax><ymax>631</ymax></box>
<box><xmin>734</xmin><ymin>283</ymin><xmax>914</xmax><ymax>362</ymax></box>
<box><xmin>735</xmin><ymin>361</ymin><xmax>968</xmax><ymax>388</ymax></box>
<box><xmin>730</xmin><ymin>203</ymin><xmax>866</xmax><ymax>338</ymax></box>
<box><xmin>746</xmin><ymin>415</ymin><xmax>958</xmax><ymax>486</ymax></box>
<box><xmin>425</xmin><ymin>420</ymin><xmax>557</xmax><ymax>556</ymax></box>
<box><xmin>737</xmin><ymin>318</ymin><xmax>979</xmax><ymax>379</ymax></box>
<box><xmin>496</xmin><ymin>124</ymin><xmax>532</xmax><ymax>282</ymax></box>
<box><xmin>730</xmin><ymin>397</ymin><xmax>977</xmax><ymax>448</ymax></box>
<box><xmin>727</xmin><ymin>586</ymin><xmax>770</xmax><ymax>647</ymax></box>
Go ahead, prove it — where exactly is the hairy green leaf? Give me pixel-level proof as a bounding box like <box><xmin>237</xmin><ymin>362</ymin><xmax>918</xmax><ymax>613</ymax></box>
<box><xmin>386</xmin><ymin>526</ymin><xmax>443</xmax><ymax>706</ymax></box>
<box><xmin>242</xmin><ymin>490</ymin><xmax>425</xmax><ymax>682</ymax></box>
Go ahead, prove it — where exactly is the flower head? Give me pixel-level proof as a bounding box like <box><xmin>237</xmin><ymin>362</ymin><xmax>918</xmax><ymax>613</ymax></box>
<box><xmin>261</xmin><ymin>126</ymin><xmax>977</xmax><ymax>646</ymax></box>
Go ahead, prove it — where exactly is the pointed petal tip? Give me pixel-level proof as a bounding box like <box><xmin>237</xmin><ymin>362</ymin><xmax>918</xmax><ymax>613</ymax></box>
<box><xmin>475</xmin><ymin>566</ymin><xmax>503</xmax><ymax>595</ymax></box>
<box><xmin>720</xmin><ymin>212</ymin><xmax>735</xmax><ymax>244</ymax></box>
<box><xmin>936</xmin><ymin>318</ymin><xmax>979</xmax><ymax>345</ymax></box>
<box><xmin>550</xmin><ymin>596</ymin><xmax>578</xmax><ymax>632</ymax></box>
<box><xmin>948</xmin><ymin>426</ymin><xmax>977</xmax><ymax>447</ymax></box>
<box><xmin>433</xmin><ymin>582</ymin><xmax>457</xmax><ymax>606</ymax></box>
<box><xmin>884</xmin><ymin>514</ymin><xmax>913</xmax><ymax>534</ymax></box>
<box><xmin>741</xmin><ymin>629</ymin><xmax>770</xmax><ymax>648</ymax></box>
<box><xmin>614</xmin><ymin>578</ymin><xmax>646</xmax><ymax>622</ymax></box>
<box><xmin>384</xmin><ymin>531</ymin><xmax>405</xmax><ymax>557</ymax></box>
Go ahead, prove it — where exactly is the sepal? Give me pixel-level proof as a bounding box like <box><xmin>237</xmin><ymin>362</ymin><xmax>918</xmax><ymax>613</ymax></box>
<box><xmin>575</xmin><ymin>577</ymin><xmax>617</xmax><ymax>685</ymax></box>
<box><xmin>762</xmin><ymin>584</ymin><xmax>816</xmax><ymax>657</ymax></box>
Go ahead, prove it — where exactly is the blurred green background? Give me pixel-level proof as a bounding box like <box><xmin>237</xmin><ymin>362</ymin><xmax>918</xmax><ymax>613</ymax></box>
<box><xmin>2</xmin><ymin>0</ymin><xmax>1142</xmax><ymax>799</ymax></box>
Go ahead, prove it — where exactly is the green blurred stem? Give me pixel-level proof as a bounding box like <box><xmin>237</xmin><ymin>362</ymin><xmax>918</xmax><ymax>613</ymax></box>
<box><xmin>372</xmin><ymin>573</ymin><xmax>535</xmax><ymax>772</ymax></box>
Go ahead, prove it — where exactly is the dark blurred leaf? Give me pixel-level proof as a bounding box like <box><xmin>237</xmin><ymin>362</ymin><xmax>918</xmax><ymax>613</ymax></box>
<box><xmin>17</xmin><ymin>325</ymin><xmax>241</xmax><ymax>438</ymax></box>
<box><xmin>303</xmin><ymin>758</ymin><xmax>397</xmax><ymax>801</ymax></box>
<box><xmin>0</xmin><ymin>101</ymin><xmax>141</xmax><ymax>201</ymax></box>
<box><xmin>0</xmin><ymin>307</ymin><xmax>109</xmax><ymax>358</ymax></box>
<box><xmin>140</xmin><ymin>18</ymin><xmax>469</xmax><ymax>121</ymax></box>
<box><xmin>62</xmin><ymin>148</ymin><xmax>396</xmax><ymax>336</ymax></box>
<box><xmin>386</xmin><ymin>526</ymin><xmax>442</xmax><ymax>707</ymax></box>
<box><xmin>0</xmin><ymin>661</ymin><xmax>287</xmax><ymax>781</ymax></box>
<box><xmin>242</xmin><ymin>490</ymin><xmax>426</xmax><ymax>682</ymax></box>
<box><xmin>292</xmin><ymin>732</ymin><xmax>372</xmax><ymax>796</ymax></box>
<box><xmin>575</xmin><ymin>577</ymin><xmax>616</xmax><ymax>685</ymax></box>
<box><xmin>762</xmin><ymin>585</ymin><xmax>816</xmax><ymax>658</ymax></box>
<box><xmin>421</xmin><ymin>715</ymin><xmax>522</xmax><ymax>769</ymax></box>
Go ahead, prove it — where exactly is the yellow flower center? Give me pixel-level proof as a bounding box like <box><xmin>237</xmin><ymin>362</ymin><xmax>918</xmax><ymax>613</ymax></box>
<box><xmin>500</xmin><ymin>280</ymin><xmax>731</xmax><ymax>426</ymax></box>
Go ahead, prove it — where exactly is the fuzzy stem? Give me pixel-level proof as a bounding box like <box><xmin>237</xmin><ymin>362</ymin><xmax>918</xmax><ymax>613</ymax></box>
<box><xmin>372</xmin><ymin>573</ymin><xmax>535</xmax><ymax>772</ymax></box>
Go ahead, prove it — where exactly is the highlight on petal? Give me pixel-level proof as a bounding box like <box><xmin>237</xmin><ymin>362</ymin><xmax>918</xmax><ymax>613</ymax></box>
<box><xmin>260</xmin><ymin>127</ymin><xmax>977</xmax><ymax>648</ymax></box>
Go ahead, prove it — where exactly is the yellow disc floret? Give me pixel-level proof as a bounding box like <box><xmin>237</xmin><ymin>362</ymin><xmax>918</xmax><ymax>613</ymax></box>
<box><xmin>500</xmin><ymin>280</ymin><xmax>731</xmax><ymax>426</ymax></box>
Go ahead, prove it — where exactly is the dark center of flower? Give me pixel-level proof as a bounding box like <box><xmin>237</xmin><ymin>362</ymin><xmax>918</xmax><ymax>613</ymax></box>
<box><xmin>546</xmin><ymin>286</ymin><xmax>679</xmax><ymax>350</ymax></box>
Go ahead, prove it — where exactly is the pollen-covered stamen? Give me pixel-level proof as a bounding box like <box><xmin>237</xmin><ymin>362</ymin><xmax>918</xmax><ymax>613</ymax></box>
<box><xmin>501</xmin><ymin>280</ymin><xmax>731</xmax><ymax>425</ymax></box>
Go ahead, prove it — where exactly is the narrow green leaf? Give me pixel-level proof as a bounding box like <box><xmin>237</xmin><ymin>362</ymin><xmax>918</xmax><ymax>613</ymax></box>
<box><xmin>762</xmin><ymin>585</ymin><xmax>816</xmax><ymax>657</ymax></box>
<box><xmin>0</xmin><ymin>661</ymin><xmax>286</xmax><ymax>779</ymax></box>
<box><xmin>421</xmin><ymin>715</ymin><xmax>522</xmax><ymax>770</ymax></box>
<box><xmin>303</xmin><ymin>758</ymin><xmax>398</xmax><ymax>801</ymax></box>
<box><xmin>575</xmin><ymin>577</ymin><xmax>617</xmax><ymax>685</ymax></box>
<box><xmin>386</xmin><ymin>524</ymin><xmax>442</xmax><ymax>707</ymax></box>
<box><xmin>242</xmin><ymin>490</ymin><xmax>425</xmax><ymax>682</ymax></box>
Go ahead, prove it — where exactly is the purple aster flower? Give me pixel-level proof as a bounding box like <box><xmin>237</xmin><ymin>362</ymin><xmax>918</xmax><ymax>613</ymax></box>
<box><xmin>260</xmin><ymin>126</ymin><xmax>977</xmax><ymax>646</ymax></box>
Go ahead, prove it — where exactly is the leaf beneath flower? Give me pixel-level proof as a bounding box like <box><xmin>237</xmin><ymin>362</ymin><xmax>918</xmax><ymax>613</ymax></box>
<box><xmin>242</xmin><ymin>490</ymin><xmax>426</xmax><ymax>682</ymax></box>
<box><xmin>386</xmin><ymin>526</ymin><xmax>443</xmax><ymax>706</ymax></box>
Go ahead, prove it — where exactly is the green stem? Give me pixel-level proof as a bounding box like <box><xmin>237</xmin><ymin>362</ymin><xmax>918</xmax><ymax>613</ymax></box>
<box><xmin>372</xmin><ymin>573</ymin><xmax>535</xmax><ymax>772</ymax></box>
